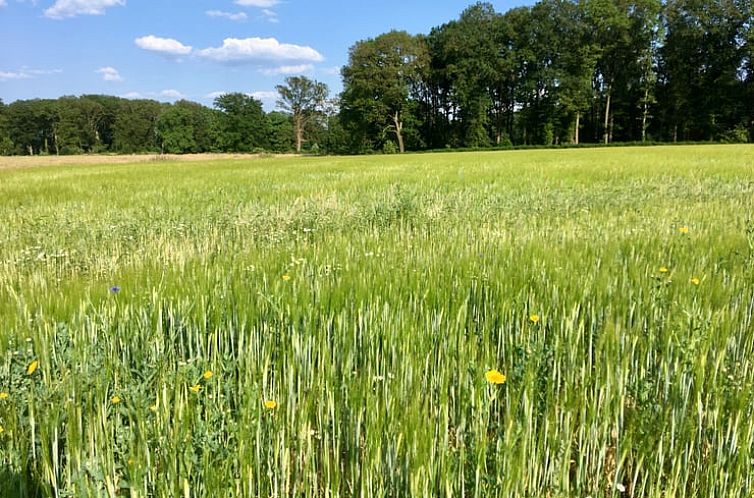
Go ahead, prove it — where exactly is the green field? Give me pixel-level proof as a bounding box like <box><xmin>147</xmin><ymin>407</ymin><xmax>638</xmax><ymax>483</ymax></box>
<box><xmin>1</xmin><ymin>146</ymin><xmax>753</xmax><ymax>497</ymax></box>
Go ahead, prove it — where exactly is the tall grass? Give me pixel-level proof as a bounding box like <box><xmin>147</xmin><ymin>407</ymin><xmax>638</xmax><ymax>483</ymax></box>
<box><xmin>1</xmin><ymin>145</ymin><xmax>753</xmax><ymax>497</ymax></box>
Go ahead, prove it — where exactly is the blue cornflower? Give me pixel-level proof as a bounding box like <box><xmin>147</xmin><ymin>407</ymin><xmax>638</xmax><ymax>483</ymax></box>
<box><xmin>110</xmin><ymin>286</ymin><xmax>121</xmax><ymax>293</ymax></box>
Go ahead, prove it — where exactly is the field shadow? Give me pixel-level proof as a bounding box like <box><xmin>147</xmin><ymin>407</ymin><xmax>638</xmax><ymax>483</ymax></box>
<box><xmin>0</xmin><ymin>468</ymin><xmax>42</xmax><ymax>498</ymax></box>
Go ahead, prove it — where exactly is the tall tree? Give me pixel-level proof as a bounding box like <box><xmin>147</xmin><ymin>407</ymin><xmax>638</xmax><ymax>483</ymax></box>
<box><xmin>113</xmin><ymin>99</ymin><xmax>164</xmax><ymax>153</ymax></box>
<box><xmin>275</xmin><ymin>76</ymin><xmax>329</xmax><ymax>153</ymax></box>
<box><xmin>0</xmin><ymin>99</ymin><xmax>13</xmax><ymax>155</ymax></box>
<box><xmin>341</xmin><ymin>30</ymin><xmax>428</xmax><ymax>153</ymax></box>
<box><xmin>213</xmin><ymin>93</ymin><xmax>268</xmax><ymax>152</ymax></box>
<box><xmin>659</xmin><ymin>0</ymin><xmax>748</xmax><ymax>141</ymax></box>
<box><xmin>156</xmin><ymin>100</ymin><xmax>215</xmax><ymax>153</ymax></box>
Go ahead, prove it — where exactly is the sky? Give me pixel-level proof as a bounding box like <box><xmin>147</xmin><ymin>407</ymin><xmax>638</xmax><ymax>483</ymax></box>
<box><xmin>0</xmin><ymin>0</ymin><xmax>531</xmax><ymax>110</ymax></box>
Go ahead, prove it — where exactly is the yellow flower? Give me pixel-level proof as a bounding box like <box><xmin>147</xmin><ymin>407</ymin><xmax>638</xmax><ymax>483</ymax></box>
<box><xmin>485</xmin><ymin>369</ymin><xmax>507</xmax><ymax>385</ymax></box>
<box><xmin>0</xmin><ymin>425</ymin><xmax>4</xmax><ymax>434</ymax></box>
<box><xmin>679</xmin><ymin>226</ymin><xmax>690</xmax><ymax>234</ymax></box>
<box><xmin>659</xmin><ymin>267</ymin><xmax>669</xmax><ymax>274</ymax></box>
<box><xmin>0</xmin><ymin>392</ymin><xmax>9</xmax><ymax>400</ymax></box>
<box><xmin>529</xmin><ymin>314</ymin><xmax>540</xmax><ymax>323</ymax></box>
<box><xmin>203</xmin><ymin>370</ymin><xmax>214</xmax><ymax>380</ymax></box>
<box><xmin>690</xmin><ymin>277</ymin><xmax>701</xmax><ymax>286</ymax></box>
<box><xmin>27</xmin><ymin>360</ymin><xmax>39</xmax><ymax>376</ymax></box>
<box><xmin>111</xmin><ymin>395</ymin><xmax>121</xmax><ymax>405</ymax></box>
<box><xmin>264</xmin><ymin>400</ymin><xmax>278</xmax><ymax>410</ymax></box>
<box><xmin>282</xmin><ymin>275</ymin><xmax>291</xmax><ymax>281</ymax></box>
<box><xmin>190</xmin><ymin>384</ymin><xmax>202</xmax><ymax>393</ymax></box>
<box><xmin>149</xmin><ymin>404</ymin><xmax>158</xmax><ymax>412</ymax></box>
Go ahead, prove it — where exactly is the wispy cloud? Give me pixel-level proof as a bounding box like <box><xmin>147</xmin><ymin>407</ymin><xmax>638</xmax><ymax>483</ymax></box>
<box><xmin>0</xmin><ymin>1</ymin><xmax>7</xmax><ymax>8</ymax></box>
<box><xmin>320</xmin><ymin>66</ymin><xmax>341</xmax><ymax>76</ymax></box>
<box><xmin>0</xmin><ymin>67</ymin><xmax>62</xmax><ymax>81</ymax></box>
<box><xmin>159</xmin><ymin>89</ymin><xmax>185</xmax><ymax>100</ymax></box>
<box><xmin>205</xmin><ymin>91</ymin><xmax>228</xmax><ymax>100</ymax></box>
<box><xmin>0</xmin><ymin>71</ymin><xmax>31</xmax><ymax>81</ymax></box>
<box><xmin>44</xmin><ymin>0</ymin><xmax>124</xmax><ymax>19</ymax></box>
<box><xmin>135</xmin><ymin>35</ymin><xmax>192</xmax><ymax>56</ymax></box>
<box><xmin>196</xmin><ymin>37</ymin><xmax>323</xmax><ymax>63</ymax></box>
<box><xmin>235</xmin><ymin>0</ymin><xmax>279</xmax><ymax>7</ymax></box>
<box><xmin>260</xmin><ymin>8</ymin><xmax>278</xmax><ymax>23</ymax></box>
<box><xmin>249</xmin><ymin>91</ymin><xmax>278</xmax><ymax>101</ymax></box>
<box><xmin>206</xmin><ymin>10</ymin><xmax>247</xmax><ymax>22</ymax></box>
<box><xmin>96</xmin><ymin>66</ymin><xmax>123</xmax><ymax>82</ymax></box>
<box><xmin>120</xmin><ymin>90</ymin><xmax>186</xmax><ymax>101</ymax></box>
<box><xmin>260</xmin><ymin>64</ymin><xmax>314</xmax><ymax>76</ymax></box>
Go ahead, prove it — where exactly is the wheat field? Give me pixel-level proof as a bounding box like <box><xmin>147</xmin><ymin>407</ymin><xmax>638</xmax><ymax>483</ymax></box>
<box><xmin>1</xmin><ymin>145</ymin><xmax>753</xmax><ymax>497</ymax></box>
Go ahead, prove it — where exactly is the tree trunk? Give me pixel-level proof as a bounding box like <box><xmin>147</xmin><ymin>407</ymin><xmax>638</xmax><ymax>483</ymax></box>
<box><xmin>574</xmin><ymin>111</ymin><xmax>580</xmax><ymax>144</ymax></box>
<box><xmin>393</xmin><ymin>111</ymin><xmax>405</xmax><ymax>153</ymax></box>
<box><xmin>603</xmin><ymin>84</ymin><xmax>612</xmax><ymax>145</ymax></box>
<box><xmin>641</xmin><ymin>88</ymin><xmax>650</xmax><ymax>142</ymax></box>
<box><xmin>295</xmin><ymin>114</ymin><xmax>304</xmax><ymax>153</ymax></box>
<box><xmin>607</xmin><ymin>113</ymin><xmax>615</xmax><ymax>143</ymax></box>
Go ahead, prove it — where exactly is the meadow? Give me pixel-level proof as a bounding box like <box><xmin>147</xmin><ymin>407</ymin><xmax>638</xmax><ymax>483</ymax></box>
<box><xmin>0</xmin><ymin>145</ymin><xmax>753</xmax><ymax>497</ymax></box>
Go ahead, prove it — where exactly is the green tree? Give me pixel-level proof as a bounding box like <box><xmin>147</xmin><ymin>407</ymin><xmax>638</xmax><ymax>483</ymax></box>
<box><xmin>156</xmin><ymin>100</ymin><xmax>215</xmax><ymax>154</ymax></box>
<box><xmin>430</xmin><ymin>3</ymin><xmax>507</xmax><ymax>147</ymax></box>
<box><xmin>266</xmin><ymin>111</ymin><xmax>295</xmax><ymax>153</ymax></box>
<box><xmin>341</xmin><ymin>30</ymin><xmax>428</xmax><ymax>153</ymax></box>
<box><xmin>659</xmin><ymin>0</ymin><xmax>748</xmax><ymax>141</ymax></box>
<box><xmin>275</xmin><ymin>76</ymin><xmax>329</xmax><ymax>153</ymax></box>
<box><xmin>113</xmin><ymin>99</ymin><xmax>164</xmax><ymax>153</ymax></box>
<box><xmin>213</xmin><ymin>93</ymin><xmax>268</xmax><ymax>152</ymax></box>
<box><xmin>0</xmin><ymin>99</ymin><xmax>13</xmax><ymax>155</ymax></box>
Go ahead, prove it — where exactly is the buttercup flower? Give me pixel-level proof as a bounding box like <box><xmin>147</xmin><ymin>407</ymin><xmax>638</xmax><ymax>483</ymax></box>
<box><xmin>485</xmin><ymin>369</ymin><xmax>507</xmax><ymax>385</ymax></box>
<box><xmin>264</xmin><ymin>400</ymin><xmax>278</xmax><ymax>410</ymax></box>
<box><xmin>27</xmin><ymin>360</ymin><xmax>39</xmax><ymax>376</ymax></box>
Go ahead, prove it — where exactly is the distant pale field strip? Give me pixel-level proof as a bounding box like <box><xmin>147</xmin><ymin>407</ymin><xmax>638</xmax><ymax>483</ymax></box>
<box><xmin>0</xmin><ymin>152</ymin><xmax>293</xmax><ymax>170</ymax></box>
<box><xmin>0</xmin><ymin>145</ymin><xmax>754</xmax><ymax>497</ymax></box>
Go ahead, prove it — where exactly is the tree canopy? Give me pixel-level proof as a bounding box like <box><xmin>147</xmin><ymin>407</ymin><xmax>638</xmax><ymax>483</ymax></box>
<box><xmin>1</xmin><ymin>0</ymin><xmax>751</xmax><ymax>156</ymax></box>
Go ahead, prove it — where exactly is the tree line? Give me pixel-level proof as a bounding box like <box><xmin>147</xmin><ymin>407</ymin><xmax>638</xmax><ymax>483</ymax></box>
<box><xmin>0</xmin><ymin>92</ymin><xmax>346</xmax><ymax>156</ymax></box>
<box><xmin>1</xmin><ymin>0</ymin><xmax>752</xmax><ymax>156</ymax></box>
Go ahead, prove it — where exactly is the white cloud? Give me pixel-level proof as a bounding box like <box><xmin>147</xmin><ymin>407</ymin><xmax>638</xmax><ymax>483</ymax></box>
<box><xmin>235</xmin><ymin>0</ymin><xmax>279</xmax><ymax>7</ymax></box>
<box><xmin>261</xmin><ymin>8</ymin><xmax>278</xmax><ymax>23</ymax></box>
<box><xmin>0</xmin><ymin>1</ymin><xmax>7</xmax><ymax>8</ymax></box>
<box><xmin>24</xmin><ymin>68</ymin><xmax>64</xmax><ymax>76</ymax></box>
<box><xmin>0</xmin><ymin>71</ymin><xmax>31</xmax><ymax>81</ymax></box>
<box><xmin>196</xmin><ymin>37</ymin><xmax>323</xmax><ymax>63</ymax></box>
<box><xmin>121</xmin><ymin>91</ymin><xmax>142</xmax><ymax>99</ymax></box>
<box><xmin>0</xmin><ymin>67</ymin><xmax>62</xmax><ymax>81</ymax></box>
<box><xmin>96</xmin><ymin>66</ymin><xmax>123</xmax><ymax>82</ymax></box>
<box><xmin>205</xmin><ymin>91</ymin><xmax>228</xmax><ymax>100</ymax></box>
<box><xmin>321</xmin><ymin>66</ymin><xmax>341</xmax><ymax>76</ymax></box>
<box><xmin>260</xmin><ymin>64</ymin><xmax>314</xmax><ymax>76</ymax></box>
<box><xmin>135</xmin><ymin>35</ymin><xmax>192</xmax><ymax>56</ymax></box>
<box><xmin>159</xmin><ymin>89</ymin><xmax>185</xmax><ymax>100</ymax></box>
<box><xmin>249</xmin><ymin>91</ymin><xmax>277</xmax><ymax>101</ymax></box>
<box><xmin>44</xmin><ymin>0</ymin><xmax>124</xmax><ymax>19</ymax></box>
<box><xmin>206</xmin><ymin>10</ymin><xmax>247</xmax><ymax>21</ymax></box>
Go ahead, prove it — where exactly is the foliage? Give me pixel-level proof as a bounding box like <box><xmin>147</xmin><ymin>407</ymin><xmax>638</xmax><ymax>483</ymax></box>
<box><xmin>275</xmin><ymin>76</ymin><xmax>329</xmax><ymax>153</ymax></box>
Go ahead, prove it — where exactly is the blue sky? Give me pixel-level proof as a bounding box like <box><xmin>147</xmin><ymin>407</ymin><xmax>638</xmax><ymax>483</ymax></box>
<box><xmin>0</xmin><ymin>0</ymin><xmax>530</xmax><ymax>110</ymax></box>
